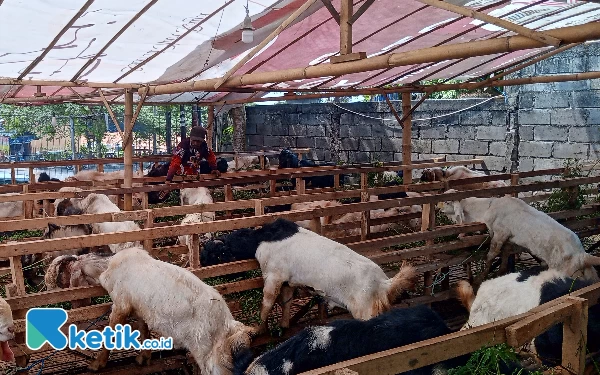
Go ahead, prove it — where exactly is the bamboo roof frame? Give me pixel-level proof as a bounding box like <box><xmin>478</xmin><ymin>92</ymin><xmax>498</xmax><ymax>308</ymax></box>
<box><xmin>0</xmin><ymin>0</ymin><xmax>598</xmax><ymax>105</ymax></box>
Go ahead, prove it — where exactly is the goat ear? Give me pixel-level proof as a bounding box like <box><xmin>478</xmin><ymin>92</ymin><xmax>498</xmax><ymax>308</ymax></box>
<box><xmin>48</xmin><ymin>223</ymin><xmax>60</xmax><ymax>232</ymax></box>
<box><xmin>452</xmin><ymin>201</ymin><xmax>465</xmax><ymax>224</ymax></box>
<box><xmin>584</xmin><ymin>255</ymin><xmax>600</xmax><ymax>267</ymax></box>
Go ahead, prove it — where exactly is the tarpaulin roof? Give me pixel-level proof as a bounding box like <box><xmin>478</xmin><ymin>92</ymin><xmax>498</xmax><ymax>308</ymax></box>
<box><xmin>0</xmin><ymin>0</ymin><xmax>599</xmax><ymax>105</ymax></box>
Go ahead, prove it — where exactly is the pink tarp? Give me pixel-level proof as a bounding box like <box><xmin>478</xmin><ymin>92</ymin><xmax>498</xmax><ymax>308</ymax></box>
<box><xmin>0</xmin><ymin>0</ymin><xmax>599</xmax><ymax>104</ymax></box>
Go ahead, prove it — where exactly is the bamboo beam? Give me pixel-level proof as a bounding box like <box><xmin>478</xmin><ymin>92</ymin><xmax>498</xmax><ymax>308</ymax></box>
<box><xmin>207</xmin><ymin>105</ymin><xmax>215</xmax><ymax>149</ymax></box>
<box><xmin>70</xmin><ymin>0</ymin><xmax>159</xmax><ymax>81</ymax></box>
<box><xmin>213</xmin><ymin>0</ymin><xmax>318</xmax><ymax>90</ymax></box>
<box><xmin>115</xmin><ymin>0</ymin><xmax>234</xmax><ymax>83</ymax></box>
<box><xmin>141</xmin><ymin>22</ymin><xmax>600</xmax><ymax>96</ymax></box>
<box><xmin>0</xmin><ymin>89</ymin><xmax>123</xmax><ymax>104</ymax></box>
<box><xmin>123</xmin><ymin>90</ymin><xmax>134</xmax><ymax>211</ymax></box>
<box><xmin>415</xmin><ymin>0</ymin><xmax>561</xmax><ymax>47</ymax></box>
<box><xmin>99</xmin><ymin>90</ymin><xmax>125</xmax><ymax>140</ymax></box>
<box><xmin>18</xmin><ymin>0</ymin><xmax>95</xmax><ymax>79</ymax></box>
<box><xmin>0</xmin><ymin>79</ymin><xmax>141</xmax><ymax>89</ymax></box>
<box><xmin>401</xmin><ymin>92</ymin><xmax>412</xmax><ymax>184</ymax></box>
<box><xmin>340</xmin><ymin>0</ymin><xmax>353</xmax><ymax>55</ymax></box>
<box><xmin>320</xmin><ymin>0</ymin><xmax>340</xmax><ymax>24</ymax></box>
<box><xmin>349</xmin><ymin>0</ymin><xmax>375</xmax><ymax>24</ymax></box>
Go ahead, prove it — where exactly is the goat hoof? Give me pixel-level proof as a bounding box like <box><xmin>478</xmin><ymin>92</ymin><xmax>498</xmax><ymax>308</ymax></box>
<box><xmin>88</xmin><ymin>360</ymin><xmax>106</xmax><ymax>372</ymax></box>
<box><xmin>135</xmin><ymin>352</ymin><xmax>151</xmax><ymax>366</ymax></box>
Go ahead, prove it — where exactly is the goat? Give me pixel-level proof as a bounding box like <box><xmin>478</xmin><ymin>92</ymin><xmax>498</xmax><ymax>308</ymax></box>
<box><xmin>0</xmin><ymin>296</ymin><xmax>15</xmax><ymax>363</ymax></box>
<box><xmin>233</xmin><ymin>305</ymin><xmax>470</xmax><ymax>375</ymax></box>
<box><xmin>178</xmin><ymin>187</ymin><xmax>216</xmax><ymax>251</ymax></box>
<box><xmin>278</xmin><ymin>149</ymin><xmax>344</xmax><ymax>189</ymax></box>
<box><xmin>44</xmin><ymin>252</ymin><xmax>113</xmax><ymax>308</ymax></box>
<box><xmin>457</xmin><ymin>267</ymin><xmax>600</xmax><ymax>368</ymax></box>
<box><xmin>37</xmin><ymin>172</ymin><xmax>61</xmax><ymax>182</ymax></box>
<box><xmin>202</xmin><ymin>219</ymin><xmax>416</xmax><ymax>330</ymax></box>
<box><xmin>291</xmin><ymin>200</ymin><xmax>344</xmax><ymax>232</ymax></box>
<box><xmin>421</xmin><ymin>166</ymin><xmax>507</xmax><ymax>191</ymax></box>
<box><xmin>328</xmin><ymin>205</ymin><xmax>422</xmax><ymax>238</ymax></box>
<box><xmin>227</xmin><ymin>156</ymin><xmax>269</xmax><ymax>171</ymax></box>
<box><xmin>0</xmin><ymin>196</ymin><xmax>22</xmax><ymax>219</ymax></box>
<box><xmin>439</xmin><ymin>193</ymin><xmax>600</xmax><ymax>286</ymax></box>
<box><xmin>65</xmin><ymin>169</ymin><xmax>143</xmax><ymax>182</ymax></box>
<box><xmin>88</xmin><ymin>246</ymin><xmax>257</xmax><ymax>373</ymax></box>
<box><xmin>55</xmin><ymin>193</ymin><xmax>141</xmax><ymax>253</ymax></box>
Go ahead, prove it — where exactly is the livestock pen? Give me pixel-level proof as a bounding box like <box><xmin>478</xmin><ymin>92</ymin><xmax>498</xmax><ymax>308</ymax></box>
<box><xmin>1</xmin><ymin>161</ymin><xmax>600</xmax><ymax>374</ymax></box>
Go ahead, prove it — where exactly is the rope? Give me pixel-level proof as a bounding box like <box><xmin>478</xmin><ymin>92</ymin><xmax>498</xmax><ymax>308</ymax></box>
<box><xmin>6</xmin><ymin>308</ymin><xmax>112</xmax><ymax>375</ymax></box>
<box><xmin>423</xmin><ymin>236</ymin><xmax>490</xmax><ymax>296</ymax></box>
<box><xmin>331</xmin><ymin>95</ymin><xmax>504</xmax><ymax>125</ymax></box>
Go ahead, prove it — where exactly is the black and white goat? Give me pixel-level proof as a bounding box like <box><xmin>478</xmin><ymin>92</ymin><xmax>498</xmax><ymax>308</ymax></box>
<box><xmin>278</xmin><ymin>149</ymin><xmax>344</xmax><ymax>189</ymax></box>
<box><xmin>457</xmin><ymin>267</ymin><xmax>600</xmax><ymax>367</ymax></box>
<box><xmin>234</xmin><ymin>305</ymin><xmax>471</xmax><ymax>375</ymax></box>
<box><xmin>202</xmin><ymin>219</ymin><xmax>416</xmax><ymax>329</ymax></box>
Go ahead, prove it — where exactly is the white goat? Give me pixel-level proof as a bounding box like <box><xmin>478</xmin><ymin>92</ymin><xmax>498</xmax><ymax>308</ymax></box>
<box><xmin>328</xmin><ymin>205</ymin><xmax>422</xmax><ymax>238</ymax></box>
<box><xmin>178</xmin><ymin>187</ymin><xmax>216</xmax><ymax>250</ymax></box>
<box><xmin>88</xmin><ymin>246</ymin><xmax>256</xmax><ymax>373</ymax></box>
<box><xmin>421</xmin><ymin>166</ymin><xmax>507</xmax><ymax>191</ymax></box>
<box><xmin>66</xmin><ymin>169</ymin><xmax>143</xmax><ymax>182</ymax></box>
<box><xmin>56</xmin><ymin>193</ymin><xmax>141</xmax><ymax>253</ymax></box>
<box><xmin>0</xmin><ymin>296</ymin><xmax>14</xmax><ymax>363</ymax></box>
<box><xmin>439</xmin><ymin>193</ymin><xmax>600</xmax><ymax>285</ymax></box>
<box><xmin>227</xmin><ymin>156</ymin><xmax>269</xmax><ymax>171</ymax></box>
<box><xmin>0</xmin><ymin>197</ymin><xmax>22</xmax><ymax>219</ymax></box>
<box><xmin>292</xmin><ymin>200</ymin><xmax>344</xmax><ymax>232</ymax></box>
<box><xmin>235</xmin><ymin>219</ymin><xmax>416</xmax><ymax>326</ymax></box>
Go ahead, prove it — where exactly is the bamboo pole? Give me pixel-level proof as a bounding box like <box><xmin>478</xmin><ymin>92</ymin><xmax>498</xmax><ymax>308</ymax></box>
<box><xmin>141</xmin><ymin>22</ymin><xmax>600</xmax><ymax>96</ymax></box>
<box><xmin>207</xmin><ymin>105</ymin><xmax>214</xmax><ymax>150</ymax></box>
<box><xmin>0</xmin><ymin>79</ymin><xmax>141</xmax><ymax>89</ymax></box>
<box><xmin>1</xmin><ymin>88</ymin><xmax>123</xmax><ymax>104</ymax></box>
<box><xmin>213</xmin><ymin>0</ymin><xmax>319</xmax><ymax>89</ymax></box>
<box><xmin>123</xmin><ymin>90</ymin><xmax>134</xmax><ymax>211</ymax></box>
<box><xmin>401</xmin><ymin>92</ymin><xmax>412</xmax><ymax>185</ymax></box>
<box><xmin>415</xmin><ymin>0</ymin><xmax>561</xmax><ymax>47</ymax></box>
<box><xmin>340</xmin><ymin>0</ymin><xmax>353</xmax><ymax>55</ymax></box>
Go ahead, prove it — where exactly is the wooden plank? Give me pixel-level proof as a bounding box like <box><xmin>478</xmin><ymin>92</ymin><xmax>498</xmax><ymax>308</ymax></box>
<box><xmin>9</xmin><ymin>257</ymin><xmax>26</xmax><ymax>296</ymax></box>
<box><xmin>505</xmin><ymin>301</ymin><xmax>574</xmax><ymax>347</ymax></box>
<box><xmin>561</xmin><ymin>297</ymin><xmax>588</xmax><ymax>375</ymax></box>
<box><xmin>190</xmin><ymin>234</ymin><xmax>200</xmax><ymax>268</ymax></box>
<box><xmin>402</xmin><ymin>92</ymin><xmax>413</xmax><ymax>184</ymax></box>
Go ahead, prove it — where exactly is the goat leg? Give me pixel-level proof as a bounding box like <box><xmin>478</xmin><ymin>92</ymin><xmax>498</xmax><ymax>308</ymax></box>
<box><xmin>473</xmin><ymin>237</ymin><xmax>506</xmax><ymax>291</ymax></box>
<box><xmin>134</xmin><ymin>315</ymin><xmax>152</xmax><ymax>366</ymax></box>
<box><xmin>258</xmin><ymin>277</ymin><xmax>284</xmax><ymax>334</ymax></box>
<box><xmin>88</xmin><ymin>305</ymin><xmax>131</xmax><ymax>372</ymax></box>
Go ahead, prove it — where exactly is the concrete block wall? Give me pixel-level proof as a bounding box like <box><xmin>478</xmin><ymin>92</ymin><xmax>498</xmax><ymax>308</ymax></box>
<box><xmin>243</xmin><ymin>98</ymin><xmax>514</xmax><ymax>173</ymax></box>
<box><xmin>507</xmin><ymin>42</ymin><xmax>600</xmax><ymax>172</ymax></box>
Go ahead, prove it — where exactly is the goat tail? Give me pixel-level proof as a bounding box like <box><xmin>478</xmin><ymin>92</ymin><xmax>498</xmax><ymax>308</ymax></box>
<box><xmin>456</xmin><ymin>280</ymin><xmax>475</xmax><ymax>312</ymax></box>
<box><xmin>387</xmin><ymin>262</ymin><xmax>417</xmax><ymax>302</ymax></box>
<box><xmin>584</xmin><ymin>254</ymin><xmax>600</xmax><ymax>267</ymax></box>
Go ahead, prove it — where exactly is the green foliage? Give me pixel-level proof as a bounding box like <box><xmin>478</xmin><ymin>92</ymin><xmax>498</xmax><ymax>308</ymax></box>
<box><xmin>532</xmin><ymin>159</ymin><xmax>587</xmax><ymax>213</ymax></box>
<box><xmin>448</xmin><ymin>344</ymin><xmax>544</xmax><ymax>375</ymax></box>
<box><xmin>0</xmin><ymin>229</ymin><xmax>43</xmax><ymax>242</ymax></box>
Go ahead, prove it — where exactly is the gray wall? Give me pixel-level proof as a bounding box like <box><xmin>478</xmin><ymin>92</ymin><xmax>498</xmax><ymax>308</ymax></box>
<box><xmin>223</xmin><ymin>42</ymin><xmax>600</xmax><ymax>173</ymax></box>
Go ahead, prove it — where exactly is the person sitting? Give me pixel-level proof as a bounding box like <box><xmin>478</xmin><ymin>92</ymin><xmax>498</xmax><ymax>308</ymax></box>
<box><xmin>159</xmin><ymin>126</ymin><xmax>220</xmax><ymax>200</ymax></box>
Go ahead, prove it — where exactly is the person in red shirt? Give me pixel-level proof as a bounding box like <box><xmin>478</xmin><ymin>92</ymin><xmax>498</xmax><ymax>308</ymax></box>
<box><xmin>159</xmin><ymin>126</ymin><xmax>220</xmax><ymax>199</ymax></box>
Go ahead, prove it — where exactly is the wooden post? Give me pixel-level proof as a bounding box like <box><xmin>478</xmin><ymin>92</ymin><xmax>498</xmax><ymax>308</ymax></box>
<box><xmin>190</xmin><ymin>234</ymin><xmax>200</xmax><ymax>269</ymax></box>
<box><xmin>562</xmin><ymin>297</ymin><xmax>588</xmax><ymax>375</ymax></box>
<box><xmin>97</xmin><ymin>163</ymin><xmax>104</xmax><ymax>172</ymax></box>
<box><xmin>138</xmin><ymin>161</ymin><xmax>144</xmax><ymax>174</ymax></box>
<box><xmin>340</xmin><ymin>0</ymin><xmax>352</xmax><ymax>55</ymax></box>
<box><xmin>360</xmin><ymin>172</ymin><xmax>370</xmax><ymax>240</ymax></box>
<box><xmin>23</xmin><ymin>185</ymin><xmax>33</xmax><ymax>219</ymax></box>
<box><xmin>254</xmin><ymin>199</ymin><xmax>264</xmax><ymax>216</ymax></box>
<box><xmin>421</xmin><ymin>198</ymin><xmax>436</xmax><ymax>296</ymax></box>
<box><xmin>296</xmin><ymin>178</ymin><xmax>306</xmax><ymax>195</ymax></box>
<box><xmin>225</xmin><ymin>185</ymin><xmax>233</xmax><ymax>218</ymax></box>
<box><xmin>207</xmin><ymin>105</ymin><xmax>214</xmax><ymax>150</ymax></box>
<box><xmin>311</xmin><ymin>217</ymin><xmax>323</xmax><ymax>235</ymax></box>
<box><xmin>75</xmin><ymin>164</ymin><xmax>81</xmax><ymax>173</ymax></box>
<box><xmin>334</xmin><ymin>174</ymin><xmax>340</xmax><ymax>189</ymax></box>
<box><xmin>269</xmin><ymin>178</ymin><xmax>277</xmax><ymax>197</ymax></box>
<box><xmin>28</xmin><ymin>167</ymin><xmax>35</xmax><ymax>183</ymax></box>
<box><xmin>144</xmin><ymin>210</ymin><xmax>154</xmax><ymax>251</ymax></box>
<box><xmin>510</xmin><ymin>173</ymin><xmax>519</xmax><ymax>197</ymax></box>
<box><xmin>10</xmin><ymin>167</ymin><xmax>15</xmax><ymax>184</ymax></box>
<box><xmin>402</xmin><ymin>92</ymin><xmax>412</xmax><ymax>184</ymax></box>
<box><xmin>259</xmin><ymin>151</ymin><xmax>265</xmax><ymax>169</ymax></box>
<box><xmin>8</xmin><ymin>257</ymin><xmax>26</xmax><ymax>296</ymax></box>
<box><xmin>141</xmin><ymin>192</ymin><xmax>149</xmax><ymax>210</ymax></box>
<box><xmin>123</xmin><ymin>89</ymin><xmax>134</xmax><ymax>211</ymax></box>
